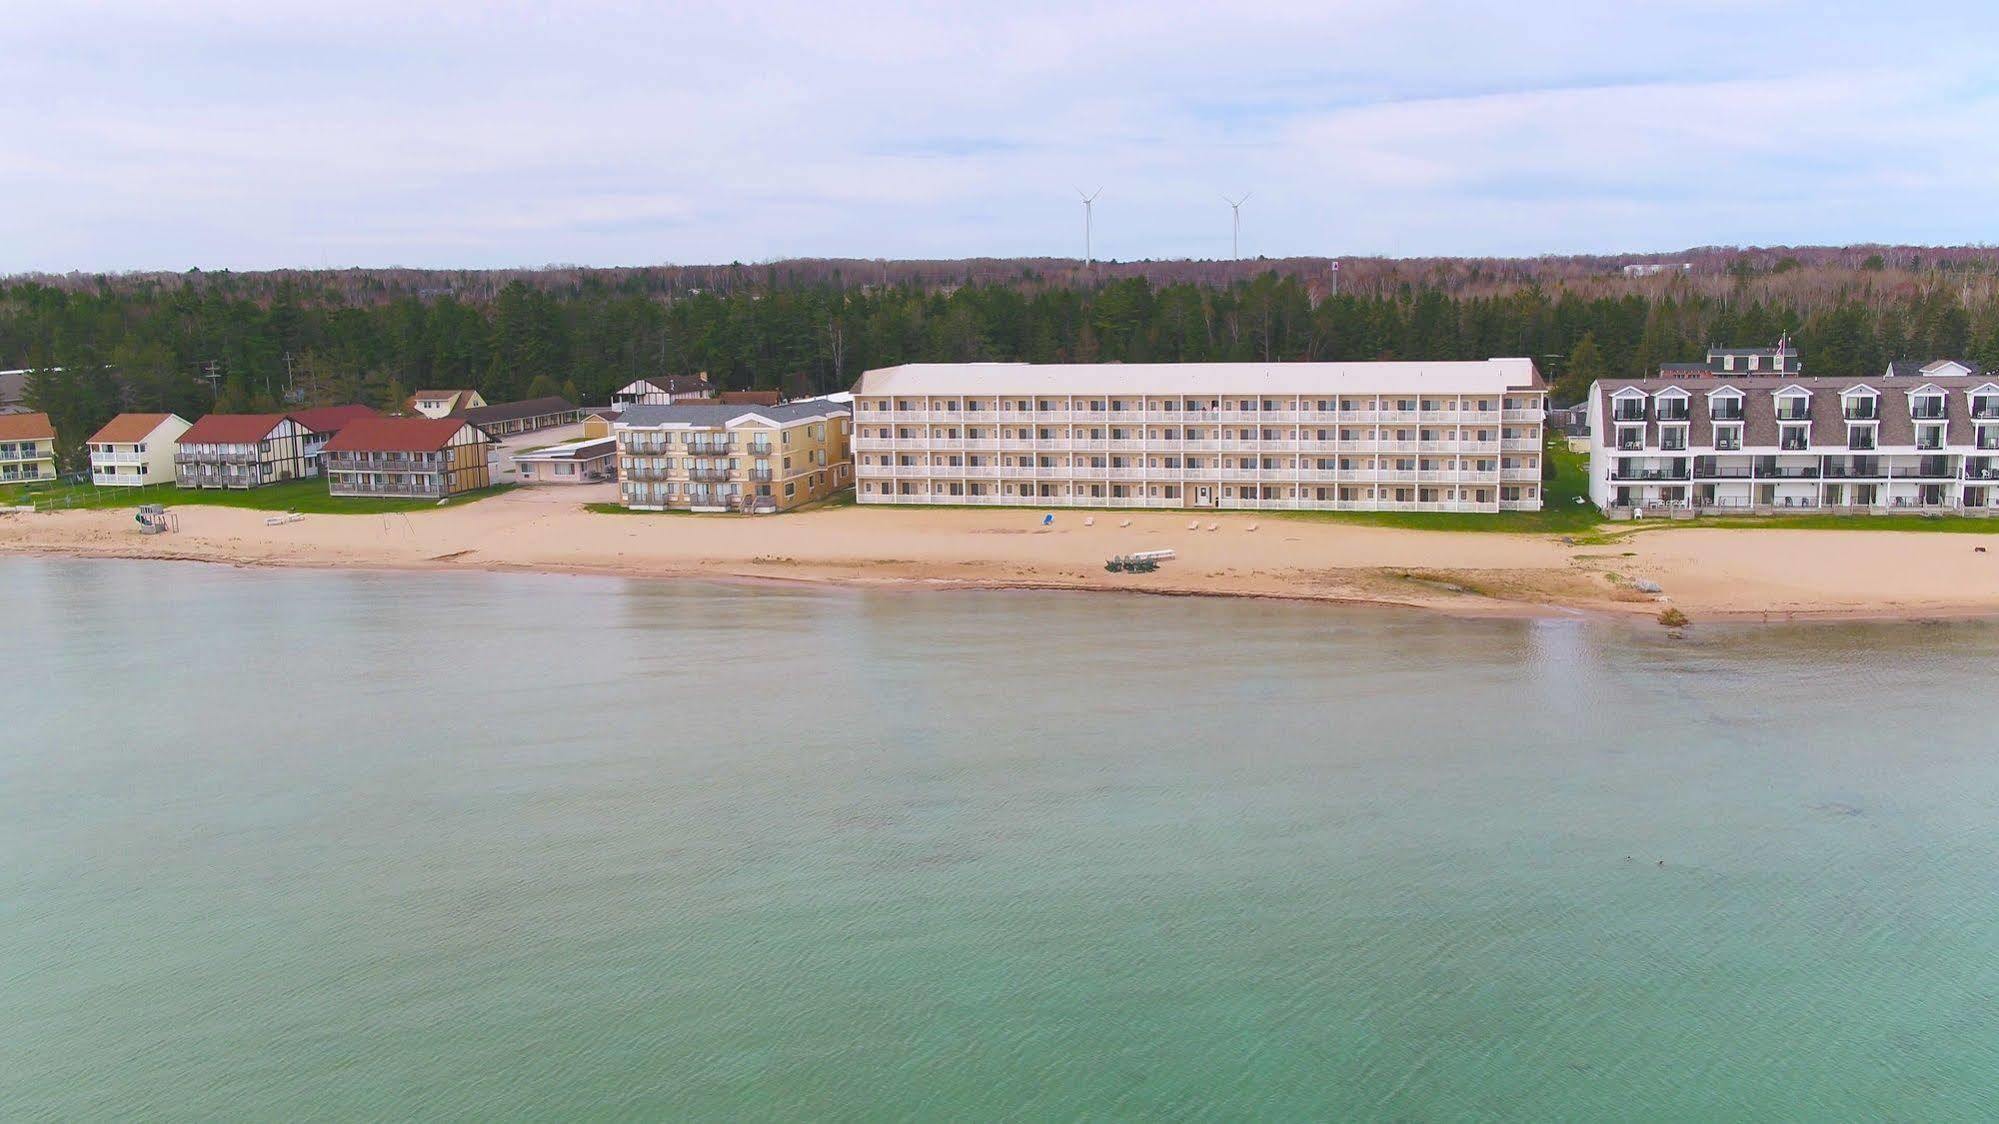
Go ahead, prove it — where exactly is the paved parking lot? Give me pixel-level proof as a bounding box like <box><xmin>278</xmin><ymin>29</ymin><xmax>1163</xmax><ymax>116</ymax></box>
<box><xmin>488</xmin><ymin>423</ymin><xmax>591</xmax><ymax>480</ymax></box>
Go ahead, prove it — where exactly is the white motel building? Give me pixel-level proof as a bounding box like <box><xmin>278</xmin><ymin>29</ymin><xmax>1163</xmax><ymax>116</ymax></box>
<box><xmin>850</xmin><ymin>360</ymin><xmax>1547</xmax><ymax>512</ymax></box>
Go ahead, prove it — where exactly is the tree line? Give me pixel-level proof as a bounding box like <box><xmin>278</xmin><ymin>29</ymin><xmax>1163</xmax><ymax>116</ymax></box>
<box><xmin>6</xmin><ymin>270</ymin><xmax>1999</xmax><ymax>467</ymax></box>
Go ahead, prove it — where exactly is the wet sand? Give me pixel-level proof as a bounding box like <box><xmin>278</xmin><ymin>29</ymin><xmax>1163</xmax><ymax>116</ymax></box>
<box><xmin>6</xmin><ymin>487</ymin><xmax>1999</xmax><ymax>622</ymax></box>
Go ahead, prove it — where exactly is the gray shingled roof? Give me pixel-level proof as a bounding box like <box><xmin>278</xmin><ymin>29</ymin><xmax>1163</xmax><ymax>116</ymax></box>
<box><xmin>1596</xmin><ymin>375</ymin><xmax>1999</xmax><ymax>451</ymax></box>
<box><xmin>460</xmin><ymin>396</ymin><xmax>577</xmax><ymax>425</ymax></box>
<box><xmin>618</xmin><ymin>401</ymin><xmax>851</xmax><ymax>427</ymax></box>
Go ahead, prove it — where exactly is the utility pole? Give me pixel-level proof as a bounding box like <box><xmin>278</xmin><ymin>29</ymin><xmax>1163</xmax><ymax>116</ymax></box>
<box><xmin>199</xmin><ymin>360</ymin><xmax>223</xmax><ymax>399</ymax></box>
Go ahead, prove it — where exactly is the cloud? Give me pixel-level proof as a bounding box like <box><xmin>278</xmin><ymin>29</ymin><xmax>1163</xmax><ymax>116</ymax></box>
<box><xmin>1</xmin><ymin>1</ymin><xmax>1995</xmax><ymax>270</ymax></box>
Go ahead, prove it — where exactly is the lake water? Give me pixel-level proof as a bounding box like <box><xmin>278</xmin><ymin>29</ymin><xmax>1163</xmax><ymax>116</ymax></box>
<box><xmin>5</xmin><ymin>557</ymin><xmax>1999</xmax><ymax>1120</ymax></box>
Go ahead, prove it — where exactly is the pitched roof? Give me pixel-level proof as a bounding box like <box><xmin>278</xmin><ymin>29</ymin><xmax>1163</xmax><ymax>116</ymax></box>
<box><xmin>619</xmin><ymin>400</ymin><xmax>852</xmax><ymax>428</ymax></box>
<box><xmin>322</xmin><ymin>417</ymin><xmax>487</xmax><ymax>453</ymax></box>
<box><xmin>617</xmin><ymin>375</ymin><xmax>709</xmax><ymax>395</ymax></box>
<box><xmin>179</xmin><ymin>414</ymin><xmax>294</xmax><ymax>444</ymax></box>
<box><xmin>411</xmin><ymin>388</ymin><xmax>476</xmax><ymax>402</ymax></box>
<box><xmin>717</xmin><ymin>390</ymin><xmax>784</xmax><ymax>406</ymax></box>
<box><xmin>89</xmin><ymin>413</ymin><xmax>185</xmax><ymax>444</ymax></box>
<box><xmin>291</xmin><ymin>404</ymin><xmax>377</xmax><ymax>434</ymax></box>
<box><xmin>0</xmin><ymin>369</ymin><xmax>27</xmax><ymax>405</ymax></box>
<box><xmin>0</xmin><ymin>411</ymin><xmax>55</xmax><ymax>441</ymax></box>
<box><xmin>513</xmin><ymin>437</ymin><xmax>617</xmax><ymax>461</ymax></box>
<box><xmin>461</xmin><ymin>396</ymin><xmax>577</xmax><ymax>425</ymax></box>
<box><xmin>853</xmin><ymin>359</ymin><xmax>1546</xmax><ymax>396</ymax></box>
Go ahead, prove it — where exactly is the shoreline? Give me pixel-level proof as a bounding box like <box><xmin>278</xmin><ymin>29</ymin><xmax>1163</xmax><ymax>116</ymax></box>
<box><xmin>10</xmin><ymin>489</ymin><xmax>1999</xmax><ymax>624</ymax></box>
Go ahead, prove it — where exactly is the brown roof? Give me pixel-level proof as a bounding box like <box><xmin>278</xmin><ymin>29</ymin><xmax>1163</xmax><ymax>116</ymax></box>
<box><xmin>461</xmin><ymin>396</ymin><xmax>577</xmax><ymax>425</ymax></box>
<box><xmin>717</xmin><ymin>390</ymin><xmax>783</xmax><ymax>406</ymax></box>
<box><xmin>291</xmin><ymin>404</ymin><xmax>377</xmax><ymax>434</ymax></box>
<box><xmin>89</xmin><ymin>413</ymin><xmax>183</xmax><ymax>444</ymax></box>
<box><xmin>322</xmin><ymin>417</ymin><xmax>488</xmax><ymax>453</ymax></box>
<box><xmin>412</xmin><ymin>388</ymin><xmax>475</xmax><ymax>401</ymax></box>
<box><xmin>179</xmin><ymin>414</ymin><xmax>294</xmax><ymax>445</ymax></box>
<box><xmin>1595</xmin><ymin>374</ymin><xmax>1999</xmax><ymax>450</ymax></box>
<box><xmin>0</xmin><ymin>411</ymin><xmax>55</xmax><ymax>441</ymax></box>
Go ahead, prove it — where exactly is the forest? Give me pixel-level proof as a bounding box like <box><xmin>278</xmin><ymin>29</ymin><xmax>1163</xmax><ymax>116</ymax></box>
<box><xmin>8</xmin><ymin>245</ymin><xmax>1999</xmax><ymax>464</ymax></box>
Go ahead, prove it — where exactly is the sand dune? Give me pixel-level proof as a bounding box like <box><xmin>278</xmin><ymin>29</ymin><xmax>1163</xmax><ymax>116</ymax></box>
<box><xmin>7</xmin><ymin>487</ymin><xmax>1999</xmax><ymax>622</ymax></box>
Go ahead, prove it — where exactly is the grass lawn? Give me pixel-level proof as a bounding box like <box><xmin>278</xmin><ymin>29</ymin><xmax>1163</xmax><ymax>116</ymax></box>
<box><xmin>1589</xmin><ymin>509</ymin><xmax>1999</xmax><ymax>538</ymax></box>
<box><xmin>2</xmin><ymin>478</ymin><xmax>515</xmax><ymax>515</ymax></box>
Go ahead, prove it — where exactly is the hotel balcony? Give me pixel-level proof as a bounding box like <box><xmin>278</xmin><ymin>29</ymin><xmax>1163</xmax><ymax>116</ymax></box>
<box><xmin>686</xmin><ymin>467</ymin><xmax>734</xmax><ymax>482</ymax></box>
<box><xmin>93</xmin><ymin>450</ymin><xmax>147</xmax><ymax>466</ymax></box>
<box><xmin>330</xmin><ymin>480</ymin><xmax>445</xmax><ymax>497</ymax></box>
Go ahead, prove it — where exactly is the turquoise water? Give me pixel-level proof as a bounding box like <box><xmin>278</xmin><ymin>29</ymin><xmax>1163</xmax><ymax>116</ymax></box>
<box><xmin>5</xmin><ymin>557</ymin><xmax>1999</xmax><ymax>1120</ymax></box>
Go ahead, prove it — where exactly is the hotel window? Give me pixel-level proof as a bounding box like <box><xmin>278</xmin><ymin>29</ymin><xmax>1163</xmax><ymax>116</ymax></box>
<box><xmin>1917</xmin><ymin>424</ymin><xmax>1945</xmax><ymax>450</ymax></box>
<box><xmin>1846</xmin><ymin>424</ymin><xmax>1876</xmax><ymax>451</ymax></box>
<box><xmin>1714</xmin><ymin>425</ymin><xmax>1743</xmax><ymax>452</ymax></box>
<box><xmin>1774</xmin><ymin>394</ymin><xmax>1810</xmax><ymax>421</ymax></box>
<box><xmin>1780</xmin><ymin>424</ymin><xmax>1810</xmax><ymax>451</ymax></box>
<box><xmin>1912</xmin><ymin>395</ymin><xmax>1946</xmax><ymax>420</ymax></box>
<box><xmin>1660</xmin><ymin>427</ymin><xmax>1687</xmax><ymax>451</ymax></box>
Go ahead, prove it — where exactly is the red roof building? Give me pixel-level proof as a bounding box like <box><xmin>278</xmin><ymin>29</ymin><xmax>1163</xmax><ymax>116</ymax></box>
<box><xmin>322</xmin><ymin>417</ymin><xmax>495</xmax><ymax>499</ymax></box>
<box><xmin>291</xmin><ymin>404</ymin><xmax>378</xmax><ymax>435</ymax></box>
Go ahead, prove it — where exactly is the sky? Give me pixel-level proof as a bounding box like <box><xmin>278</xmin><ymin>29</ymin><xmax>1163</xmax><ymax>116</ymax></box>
<box><xmin>3</xmin><ymin>1</ymin><xmax>1997</xmax><ymax>273</ymax></box>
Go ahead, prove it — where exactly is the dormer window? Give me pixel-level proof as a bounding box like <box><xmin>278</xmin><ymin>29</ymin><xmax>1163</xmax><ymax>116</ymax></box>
<box><xmin>1709</xmin><ymin>391</ymin><xmax>1744</xmax><ymax>420</ymax></box>
<box><xmin>1611</xmin><ymin>389</ymin><xmax>1648</xmax><ymax>422</ymax></box>
<box><xmin>1655</xmin><ymin>389</ymin><xmax>1690</xmax><ymax>421</ymax></box>
<box><xmin>1847</xmin><ymin>424</ymin><xmax>1876</xmax><ymax>451</ymax></box>
<box><xmin>1970</xmin><ymin>385</ymin><xmax>1999</xmax><ymax>420</ymax></box>
<box><xmin>1911</xmin><ymin>390</ymin><xmax>1947</xmax><ymax>420</ymax></box>
<box><xmin>1841</xmin><ymin>387</ymin><xmax>1879</xmax><ymax>420</ymax></box>
<box><xmin>1774</xmin><ymin>390</ymin><xmax>1811</xmax><ymax>421</ymax></box>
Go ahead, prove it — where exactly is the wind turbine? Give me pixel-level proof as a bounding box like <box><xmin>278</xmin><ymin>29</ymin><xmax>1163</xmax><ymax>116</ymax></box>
<box><xmin>1223</xmin><ymin>192</ymin><xmax>1251</xmax><ymax>260</ymax></box>
<box><xmin>1076</xmin><ymin>187</ymin><xmax>1102</xmax><ymax>268</ymax></box>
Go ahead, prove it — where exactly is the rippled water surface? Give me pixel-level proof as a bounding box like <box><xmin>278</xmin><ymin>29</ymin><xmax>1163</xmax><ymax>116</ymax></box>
<box><xmin>5</xmin><ymin>557</ymin><xmax>1999</xmax><ymax>1120</ymax></box>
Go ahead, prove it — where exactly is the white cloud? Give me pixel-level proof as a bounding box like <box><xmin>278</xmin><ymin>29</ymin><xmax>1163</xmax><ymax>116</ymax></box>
<box><xmin>1</xmin><ymin>1</ymin><xmax>1995</xmax><ymax>269</ymax></box>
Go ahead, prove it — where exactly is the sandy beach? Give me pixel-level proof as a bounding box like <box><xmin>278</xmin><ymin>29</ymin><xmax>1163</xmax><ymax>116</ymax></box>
<box><xmin>7</xmin><ymin>485</ymin><xmax>1999</xmax><ymax>621</ymax></box>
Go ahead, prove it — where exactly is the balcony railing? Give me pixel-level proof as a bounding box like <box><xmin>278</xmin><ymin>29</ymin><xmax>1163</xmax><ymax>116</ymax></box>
<box><xmin>686</xmin><ymin>467</ymin><xmax>733</xmax><ymax>482</ymax></box>
<box><xmin>330</xmin><ymin>482</ymin><xmax>444</xmax><ymax>497</ymax></box>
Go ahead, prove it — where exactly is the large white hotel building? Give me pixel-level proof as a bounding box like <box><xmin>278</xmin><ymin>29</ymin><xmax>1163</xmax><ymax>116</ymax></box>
<box><xmin>852</xmin><ymin>360</ymin><xmax>1547</xmax><ymax>512</ymax></box>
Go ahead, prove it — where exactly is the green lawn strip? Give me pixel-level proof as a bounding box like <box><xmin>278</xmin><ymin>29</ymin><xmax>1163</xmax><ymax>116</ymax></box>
<box><xmin>3</xmin><ymin>480</ymin><xmax>514</xmax><ymax>515</ymax></box>
<box><xmin>1578</xmin><ymin>512</ymin><xmax>1999</xmax><ymax>540</ymax></box>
